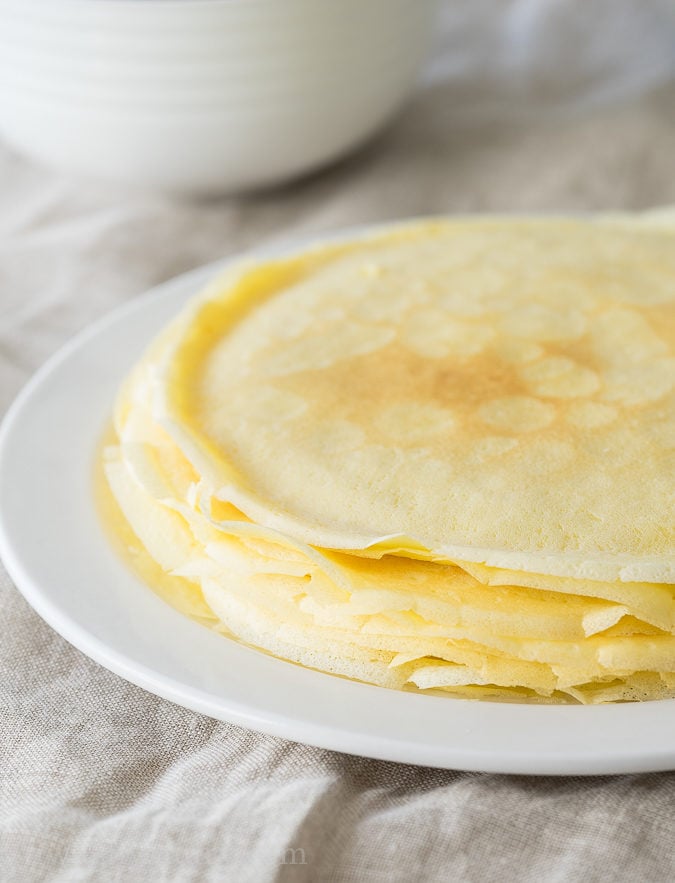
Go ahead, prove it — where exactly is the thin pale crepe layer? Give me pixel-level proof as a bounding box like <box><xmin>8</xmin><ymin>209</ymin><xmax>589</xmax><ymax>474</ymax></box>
<box><xmin>153</xmin><ymin>215</ymin><xmax>675</xmax><ymax>583</ymax></box>
<box><xmin>103</xmin><ymin>415</ymin><xmax>675</xmax><ymax>704</ymax></box>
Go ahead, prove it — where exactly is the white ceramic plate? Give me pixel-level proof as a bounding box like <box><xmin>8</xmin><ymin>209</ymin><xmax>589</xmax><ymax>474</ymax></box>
<box><xmin>1</xmin><ymin>245</ymin><xmax>674</xmax><ymax>776</ymax></box>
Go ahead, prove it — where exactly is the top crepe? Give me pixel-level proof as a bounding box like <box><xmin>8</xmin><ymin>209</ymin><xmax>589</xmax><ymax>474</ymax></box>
<box><xmin>153</xmin><ymin>216</ymin><xmax>675</xmax><ymax>583</ymax></box>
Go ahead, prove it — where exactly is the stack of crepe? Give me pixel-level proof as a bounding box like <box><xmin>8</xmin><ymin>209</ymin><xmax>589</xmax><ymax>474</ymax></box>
<box><xmin>103</xmin><ymin>216</ymin><xmax>675</xmax><ymax>703</ymax></box>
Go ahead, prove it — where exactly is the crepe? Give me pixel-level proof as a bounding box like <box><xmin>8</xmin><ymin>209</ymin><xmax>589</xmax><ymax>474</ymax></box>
<box><xmin>102</xmin><ymin>214</ymin><xmax>675</xmax><ymax>703</ymax></box>
<box><xmin>156</xmin><ymin>216</ymin><xmax>675</xmax><ymax>583</ymax></box>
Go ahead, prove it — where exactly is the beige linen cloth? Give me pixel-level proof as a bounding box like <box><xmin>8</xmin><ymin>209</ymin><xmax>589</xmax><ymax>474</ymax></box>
<box><xmin>2</xmin><ymin>2</ymin><xmax>675</xmax><ymax>881</ymax></box>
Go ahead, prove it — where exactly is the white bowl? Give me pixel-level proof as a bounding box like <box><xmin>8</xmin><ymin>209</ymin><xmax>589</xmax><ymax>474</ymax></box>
<box><xmin>0</xmin><ymin>0</ymin><xmax>438</xmax><ymax>195</ymax></box>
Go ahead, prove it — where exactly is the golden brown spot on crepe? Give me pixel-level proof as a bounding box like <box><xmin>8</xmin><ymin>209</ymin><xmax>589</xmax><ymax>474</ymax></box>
<box><xmin>281</xmin><ymin>342</ymin><xmax>534</xmax><ymax>421</ymax></box>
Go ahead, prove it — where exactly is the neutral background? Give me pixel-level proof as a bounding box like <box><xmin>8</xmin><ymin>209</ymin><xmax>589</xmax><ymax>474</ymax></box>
<box><xmin>2</xmin><ymin>2</ymin><xmax>675</xmax><ymax>880</ymax></box>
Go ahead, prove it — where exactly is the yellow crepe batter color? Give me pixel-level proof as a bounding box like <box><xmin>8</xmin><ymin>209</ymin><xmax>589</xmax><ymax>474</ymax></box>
<box><xmin>103</xmin><ymin>215</ymin><xmax>675</xmax><ymax>703</ymax></box>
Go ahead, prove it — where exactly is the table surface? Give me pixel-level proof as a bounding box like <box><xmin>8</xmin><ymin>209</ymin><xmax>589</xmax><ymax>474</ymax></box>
<box><xmin>2</xmin><ymin>2</ymin><xmax>675</xmax><ymax>881</ymax></box>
